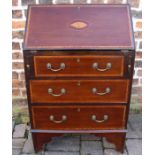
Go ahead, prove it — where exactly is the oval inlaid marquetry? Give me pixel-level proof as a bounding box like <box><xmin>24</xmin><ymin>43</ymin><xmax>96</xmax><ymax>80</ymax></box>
<box><xmin>70</xmin><ymin>21</ymin><xmax>87</xmax><ymax>29</ymax></box>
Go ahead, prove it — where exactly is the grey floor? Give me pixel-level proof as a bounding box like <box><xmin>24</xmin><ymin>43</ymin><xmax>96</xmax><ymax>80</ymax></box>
<box><xmin>12</xmin><ymin>114</ymin><xmax>142</xmax><ymax>155</ymax></box>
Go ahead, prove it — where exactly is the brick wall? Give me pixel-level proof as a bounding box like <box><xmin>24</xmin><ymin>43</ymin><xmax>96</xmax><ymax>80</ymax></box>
<box><xmin>12</xmin><ymin>0</ymin><xmax>142</xmax><ymax>109</ymax></box>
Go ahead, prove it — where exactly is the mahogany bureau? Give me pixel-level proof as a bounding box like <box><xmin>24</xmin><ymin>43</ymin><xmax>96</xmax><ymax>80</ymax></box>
<box><xmin>23</xmin><ymin>4</ymin><xmax>135</xmax><ymax>153</ymax></box>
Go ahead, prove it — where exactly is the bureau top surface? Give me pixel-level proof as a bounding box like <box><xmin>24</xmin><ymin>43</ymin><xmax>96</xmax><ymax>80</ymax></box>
<box><xmin>24</xmin><ymin>4</ymin><xmax>135</xmax><ymax>51</ymax></box>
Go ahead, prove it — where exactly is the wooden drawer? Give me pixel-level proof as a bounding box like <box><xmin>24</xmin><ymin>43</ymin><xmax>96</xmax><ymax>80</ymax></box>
<box><xmin>31</xmin><ymin>106</ymin><xmax>126</xmax><ymax>130</ymax></box>
<box><xmin>30</xmin><ymin>80</ymin><xmax>129</xmax><ymax>103</ymax></box>
<box><xmin>34</xmin><ymin>55</ymin><xmax>124</xmax><ymax>77</ymax></box>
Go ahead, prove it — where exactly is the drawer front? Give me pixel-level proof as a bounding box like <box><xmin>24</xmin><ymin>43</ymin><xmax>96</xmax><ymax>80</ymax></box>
<box><xmin>34</xmin><ymin>55</ymin><xmax>124</xmax><ymax>77</ymax></box>
<box><xmin>30</xmin><ymin>80</ymin><xmax>129</xmax><ymax>103</ymax></box>
<box><xmin>31</xmin><ymin>106</ymin><xmax>126</xmax><ymax>130</ymax></box>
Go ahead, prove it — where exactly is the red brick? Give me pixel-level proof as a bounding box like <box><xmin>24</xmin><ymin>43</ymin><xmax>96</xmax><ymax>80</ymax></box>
<box><xmin>21</xmin><ymin>89</ymin><xmax>27</xmax><ymax>97</ymax></box>
<box><xmin>12</xmin><ymin>21</ymin><xmax>25</xmax><ymax>29</ymax></box>
<box><xmin>12</xmin><ymin>89</ymin><xmax>21</xmax><ymax>96</ymax></box>
<box><xmin>12</xmin><ymin>0</ymin><xmax>18</xmax><ymax>6</ymax></box>
<box><xmin>107</xmin><ymin>0</ymin><xmax>122</xmax><ymax>4</ymax></box>
<box><xmin>12</xmin><ymin>10</ymin><xmax>23</xmax><ymax>18</ymax></box>
<box><xmin>20</xmin><ymin>72</ymin><xmax>25</xmax><ymax>80</ymax></box>
<box><xmin>128</xmin><ymin>0</ymin><xmax>140</xmax><ymax>8</ymax></box>
<box><xmin>134</xmin><ymin>31</ymin><xmax>142</xmax><ymax>39</ymax></box>
<box><xmin>12</xmin><ymin>71</ymin><xmax>19</xmax><ymax>79</ymax></box>
<box><xmin>12</xmin><ymin>62</ymin><xmax>24</xmax><ymax>69</ymax></box>
<box><xmin>137</xmin><ymin>69</ymin><xmax>142</xmax><ymax>76</ymax></box>
<box><xmin>12</xmin><ymin>52</ymin><xmax>23</xmax><ymax>60</ymax></box>
<box><xmin>12</xmin><ymin>31</ymin><xmax>24</xmax><ymax>39</ymax></box>
<box><xmin>12</xmin><ymin>42</ymin><xmax>20</xmax><ymax>50</ymax></box>
<box><xmin>12</xmin><ymin>80</ymin><xmax>25</xmax><ymax>88</ymax></box>
<box><xmin>136</xmin><ymin>21</ymin><xmax>142</xmax><ymax>29</ymax></box>
<box><xmin>74</xmin><ymin>0</ymin><xmax>87</xmax><ymax>4</ymax></box>
<box><xmin>135</xmin><ymin>51</ymin><xmax>142</xmax><ymax>59</ymax></box>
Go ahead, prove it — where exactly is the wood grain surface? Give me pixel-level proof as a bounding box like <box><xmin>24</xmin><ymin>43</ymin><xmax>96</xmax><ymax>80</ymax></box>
<box><xmin>34</xmin><ymin>55</ymin><xmax>124</xmax><ymax>77</ymax></box>
<box><xmin>30</xmin><ymin>79</ymin><xmax>129</xmax><ymax>103</ymax></box>
<box><xmin>31</xmin><ymin>105</ymin><xmax>126</xmax><ymax>130</ymax></box>
<box><xmin>24</xmin><ymin>4</ymin><xmax>134</xmax><ymax>50</ymax></box>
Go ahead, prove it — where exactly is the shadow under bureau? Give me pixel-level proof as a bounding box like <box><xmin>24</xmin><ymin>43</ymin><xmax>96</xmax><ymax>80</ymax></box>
<box><xmin>23</xmin><ymin>4</ymin><xmax>135</xmax><ymax>153</ymax></box>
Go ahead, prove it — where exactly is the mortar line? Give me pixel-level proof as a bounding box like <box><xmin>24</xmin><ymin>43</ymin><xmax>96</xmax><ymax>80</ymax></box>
<box><xmin>81</xmin><ymin>139</ymin><xmax>101</xmax><ymax>141</ymax></box>
<box><xmin>79</xmin><ymin>134</ymin><xmax>82</xmax><ymax>155</ymax></box>
<box><xmin>101</xmin><ymin>136</ymin><xmax>105</xmax><ymax>154</ymax></box>
<box><xmin>125</xmin><ymin>141</ymin><xmax>129</xmax><ymax>155</ymax></box>
<box><xmin>126</xmin><ymin>138</ymin><xmax>142</xmax><ymax>140</ymax></box>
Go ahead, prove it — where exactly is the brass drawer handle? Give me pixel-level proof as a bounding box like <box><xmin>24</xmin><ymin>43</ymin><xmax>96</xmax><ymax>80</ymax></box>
<box><xmin>48</xmin><ymin>88</ymin><xmax>66</xmax><ymax>97</ymax></box>
<box><xmin>92</xmin><ymin>87</ymin><xmax>111</xmax><ymax>96</ymax></box>
<box><xmin>46</xmin><ymin>63</ymin><xmax>65</xmax><ymax>72</ymax></box>
<box><xmin>92</xmin><ymin>62</ymin><xmax>112</xmax><ymax>72</ymax></box>
<box><xmin>49</xmin><ymin>115</ymin><xmax>67</xmax><ymax>124</ymax></box>
<box><xmin>92</xmin><ymin>115</ymin><xmax>109</xmax><ymax>123</ymax></box>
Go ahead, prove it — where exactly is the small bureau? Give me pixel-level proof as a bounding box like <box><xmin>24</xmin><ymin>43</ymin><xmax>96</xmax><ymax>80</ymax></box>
<box><xmin>23</xmin><ymin>4</ymin><xmax>135</xmax><ymax>153</ymax></box>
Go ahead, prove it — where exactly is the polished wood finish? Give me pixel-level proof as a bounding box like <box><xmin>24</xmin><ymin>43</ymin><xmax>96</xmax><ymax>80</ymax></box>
<box><xmin>31</xmin><ymin>106</ymin><xmax>126</xmax><ymax>130</ymax></box>
<box><xmin>24</xmin><ymin>4</ymin><xmax>134</xmax><ymax>50</ymax></box>
<box><xmin>23</xmin><ymin>4</ymin><xmax>135</xmax><ymax>153</ymax></box>
<box><xmin>30</xmin><ymin>80</ymin><xmax>129</xmax><ymax>103</ymax></box>
<box><xmin>34</xmin><ymin>55</ymin><xmax>124</xmax><ymax>77</ymax></box>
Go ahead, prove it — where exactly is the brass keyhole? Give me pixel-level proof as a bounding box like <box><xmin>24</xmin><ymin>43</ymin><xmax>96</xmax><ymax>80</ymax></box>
<box><xmin>77</xmin><ymin>108</ymin><xmax>80</xmax><ymax>112</ymax></box>
<box><xmin>77</xmin><ymin>81</ymin><xmax>81</xmax><ymax>86</ymax></box>
<box><xmin>26</xmin><ymin>64</ymin><xmax>30</xmax><ymax>68</ymax></box>
<box><xmin>77</xmin><ymin>58</ymin><xmax>80</xmax><ymax>62</ymax></box>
